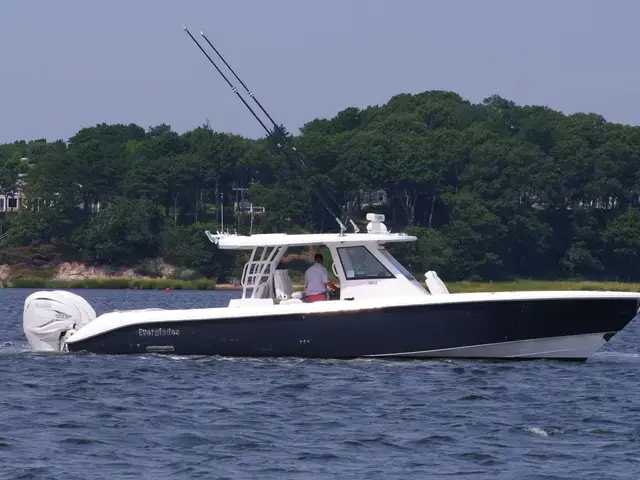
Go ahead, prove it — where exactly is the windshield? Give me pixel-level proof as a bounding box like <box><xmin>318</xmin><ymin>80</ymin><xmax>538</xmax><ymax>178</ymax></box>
<box><xmin>336</xmin><ymin>246</ymin><xmax>395</xmax><ymax>280</ymax></box>
<box><xmin>378</xmin><ymin>248</ymin><xmax>415</xmax><ymax>281</ymax></box>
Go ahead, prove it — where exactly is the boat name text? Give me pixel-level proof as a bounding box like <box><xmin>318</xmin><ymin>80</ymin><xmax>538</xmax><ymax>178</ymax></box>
<box><xmin>138</xmin><ymin>328</ymin><xmax>181</xmax><ymax>337</ymax></box>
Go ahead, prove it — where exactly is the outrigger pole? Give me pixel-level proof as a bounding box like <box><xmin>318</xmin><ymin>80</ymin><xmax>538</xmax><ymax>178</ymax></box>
<box><xmin>182</xmin><ymin>25</ymin><xmax>359</xmax><ymax>235</ymax></box>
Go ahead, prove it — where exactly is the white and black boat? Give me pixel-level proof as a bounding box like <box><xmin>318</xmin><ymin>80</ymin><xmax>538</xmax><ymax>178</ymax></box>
<box><xmin>22</xmin><ymin>213</ymin><xmax>640</xmax><ymax>360</ymax></box>
<box><xmin>21</xmin><ymin>26</ymin><xmax>640</xmax><ymax>360</ymax></box>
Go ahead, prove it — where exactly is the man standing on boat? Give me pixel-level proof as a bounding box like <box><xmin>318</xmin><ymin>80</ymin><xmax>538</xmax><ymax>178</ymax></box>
<box><xmin>304</xmin><ymin>253</ymin><xmax>336</xmax><ymax>302</ymax></box>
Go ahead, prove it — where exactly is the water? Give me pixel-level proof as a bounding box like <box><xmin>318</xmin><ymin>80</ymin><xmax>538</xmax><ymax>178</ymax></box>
<box><xmin>1</xmin><ymin>288</ymin><xmax>639</xmax><ymax>479</ymax></box>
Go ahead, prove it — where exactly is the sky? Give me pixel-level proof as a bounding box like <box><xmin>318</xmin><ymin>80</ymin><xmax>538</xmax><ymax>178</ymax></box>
<box><xmin>1</xmin><ymin>0</ymin><xmax>639</xmax><ymax>144</ymax></box>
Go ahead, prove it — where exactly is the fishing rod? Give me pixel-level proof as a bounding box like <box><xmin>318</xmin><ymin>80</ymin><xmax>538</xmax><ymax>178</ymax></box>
<box><xmin>182</xmin><ymin>25</ymin><xmax>358</xmax><ymax>234</ymax></box>
<box><xmin>199</xmin><ymin>30</ymin><xmax>359</xmax><ymax>233</ymax></box>
<box><xmin>200</xmin><ymin>32</ymin><xmax>284</xmax><ymax>145</ymax></box>
<box><xmin>182</xmin><ymin>26</ymin><xmax>271</xmax><ymax>137</ymax></box>
<box><xmin>182</xmin><ymin>25</ymin><xmax>341</xmax><ymax>230</ymax></box>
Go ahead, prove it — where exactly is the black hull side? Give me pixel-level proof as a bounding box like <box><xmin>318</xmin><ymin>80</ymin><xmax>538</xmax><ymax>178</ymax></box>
<box><xmin>67</xmin><ymin>298</ymin><xmax>640</xmax><ymax>359</ymax></box>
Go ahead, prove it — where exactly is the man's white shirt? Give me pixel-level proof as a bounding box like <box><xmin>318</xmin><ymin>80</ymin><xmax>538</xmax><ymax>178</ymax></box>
<box><xmin>304</xmin><ymin>263</ymin><xmax>329</xmax><ymax>295</ymax></box>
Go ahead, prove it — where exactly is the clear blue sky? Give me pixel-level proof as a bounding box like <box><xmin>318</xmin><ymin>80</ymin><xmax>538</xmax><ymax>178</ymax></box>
<box><xmin>1</xmin><ymin>0</ymin><xmax>638</xmax><ymax>144</ymax></box>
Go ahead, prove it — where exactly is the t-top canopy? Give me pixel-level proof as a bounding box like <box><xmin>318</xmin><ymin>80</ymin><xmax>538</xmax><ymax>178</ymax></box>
<box><xmin>206</xmin><ymin>231</ymin><xmax>417</xmax><ymax>250</ymax></box>
<box><xmin>205</xmin><ymin>213</ymin><xmax>417</xmax><ymax>250</ymax></box>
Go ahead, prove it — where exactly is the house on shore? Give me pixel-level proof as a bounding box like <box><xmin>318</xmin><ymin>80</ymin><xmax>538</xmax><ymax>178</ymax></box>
<box><xmin>0</xmin><ymin>171</ymin><xmax>26</xmax><ymax>213</ymax></box>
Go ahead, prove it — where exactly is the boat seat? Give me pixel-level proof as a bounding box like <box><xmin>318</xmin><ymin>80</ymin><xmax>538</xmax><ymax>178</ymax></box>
<box><xmin>253</xmin><ymin>281</ymin><xmax>271</xmax><ymax>299</ymax></box>
<box><xmin>425</xmin><ymin>271</ymin><xmax>450</xmax><ymax>295</ymax></box>
<box><xmin>274</xmin><ymin>269</ymin><xmax>304</xmax><ymax>302</ymax></box>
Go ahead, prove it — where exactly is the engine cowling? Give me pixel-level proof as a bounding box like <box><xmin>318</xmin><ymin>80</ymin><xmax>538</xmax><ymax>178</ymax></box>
<box><xmin>23</xmin><ymin>291</ymin><xmax>97</xmax><ymax>352</ymax></box>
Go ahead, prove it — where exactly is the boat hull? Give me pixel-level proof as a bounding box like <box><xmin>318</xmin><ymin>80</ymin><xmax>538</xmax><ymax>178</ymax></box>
<box><xmin>66</xmin><ymin>296</ymin><xmax>640</xmax><ymax>360</ymax></box>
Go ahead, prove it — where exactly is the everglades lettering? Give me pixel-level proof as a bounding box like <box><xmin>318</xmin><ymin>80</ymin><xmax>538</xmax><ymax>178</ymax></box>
<box><xmin>138</xmin><ymin>328</ymin><xmax>181</xmax><ymax>337</ymax></box>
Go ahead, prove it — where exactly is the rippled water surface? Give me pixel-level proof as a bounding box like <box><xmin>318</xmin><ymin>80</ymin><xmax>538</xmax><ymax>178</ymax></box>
<box><xmin>1</xmin><ymin>288</ymin><xmax>640</xmax><ymax>479</ymax></box>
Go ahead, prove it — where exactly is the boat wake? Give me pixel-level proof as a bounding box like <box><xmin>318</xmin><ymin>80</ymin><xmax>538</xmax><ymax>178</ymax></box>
<box><xmin>521</xmin><ymin>426</ymin><xmax>564</xmax><ymax>437</ymax></box>
<box><xmin>0</xmin><ymin>341</ymin><xmax>32</xmax><ymax>356</ymax></box>
<box><xmin>587</xmin><ymin>351</ymin><xmax>640</xmax><ymax>363</ymax></box>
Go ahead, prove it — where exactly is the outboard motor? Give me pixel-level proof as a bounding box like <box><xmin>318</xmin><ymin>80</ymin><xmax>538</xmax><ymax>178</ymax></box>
<box><xmin>23</xmin><ymin>291</ymin><xmax>97</xmax><ymax>352</ymax></box>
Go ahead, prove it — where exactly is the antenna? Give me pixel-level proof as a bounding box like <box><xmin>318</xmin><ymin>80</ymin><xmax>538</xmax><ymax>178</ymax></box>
<box><xmin>182</xmin><ymin>25</ymin><xmax>357</xmax><ymax>235</ymax></box>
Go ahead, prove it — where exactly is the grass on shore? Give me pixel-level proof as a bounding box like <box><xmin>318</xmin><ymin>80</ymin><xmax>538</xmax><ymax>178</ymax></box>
<box><xmin>2</xmin><ymin>277</ymin><xmax>640</xmax><ymax>292</ymax></box>
<box><xmin>445</xmin><ymin>279</ymin><xmax>640</xmax><ymax>293</ymax></box>
<box><xmin>2</xmin><ymin>277</ymin><xmax>217</xmax><ymax>290</ymax></box>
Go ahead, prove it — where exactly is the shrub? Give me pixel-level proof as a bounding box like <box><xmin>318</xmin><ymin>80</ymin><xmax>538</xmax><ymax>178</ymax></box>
<box><xmin>134</xmin><ymin>259</ymin><xmax>165</xmax><ymax>278</ymax></box>
<box><xmin>170</xmin><ymin>267</ymin><xmax>200</xmax><ymax>281</ymax></box>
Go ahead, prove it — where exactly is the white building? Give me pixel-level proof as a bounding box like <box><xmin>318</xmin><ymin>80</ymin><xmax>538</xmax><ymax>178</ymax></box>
<box><xmin>0</xmin><ymin>172</ymin><xmax>26</xmax><ymax>213</ymax></box>
<box><xmin>0</xmin><ymin>193</ymin><xmax>23</xmax><ymax>213</ymax></box>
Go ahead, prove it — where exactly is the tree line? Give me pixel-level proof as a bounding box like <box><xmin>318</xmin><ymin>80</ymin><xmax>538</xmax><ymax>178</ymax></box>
<box><xmin>1</xmin><ymin>90</ymin><xmax>640</xmax><ymax>282</ymax></box>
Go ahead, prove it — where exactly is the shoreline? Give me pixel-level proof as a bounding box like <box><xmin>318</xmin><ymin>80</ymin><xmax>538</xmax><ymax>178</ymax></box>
<box><xmin>2</xmin><ymin>278</ymin><xmax>640</xmax><ymax>292</ymax></box>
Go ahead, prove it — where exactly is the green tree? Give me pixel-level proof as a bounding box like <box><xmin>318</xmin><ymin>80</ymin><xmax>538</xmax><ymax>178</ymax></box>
<box><xmin>160</xmin><ymin>222</ymin><xmax>233</xmax><ymax>280</ymax></box>
<box><xmin>603</xmin><ymin>208</ymin><xmax>640</xmax><ymax>280</ymax></box>
<box><xmin>73</xmin><ymin>198</ymin><xmax>162</xmax><ymax>265</ymax></box>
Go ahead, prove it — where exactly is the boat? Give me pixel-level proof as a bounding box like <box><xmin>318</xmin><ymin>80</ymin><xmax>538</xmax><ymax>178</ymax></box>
<box><xmin>22</xmin><ymin>213</ymin><xmax>640</xmax><ymax>359</ymax></box>
<box><xmin>20</xmin><ymin>27</ymin><xmax>640</xmax><ymax>360</ymax></box>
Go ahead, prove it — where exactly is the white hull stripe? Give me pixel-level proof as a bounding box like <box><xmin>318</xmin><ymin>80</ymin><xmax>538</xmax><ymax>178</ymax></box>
<box><xmin>362</xmin><ymin>332</ymin><xmax>612</xmax><ymax>359</ymax></box>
